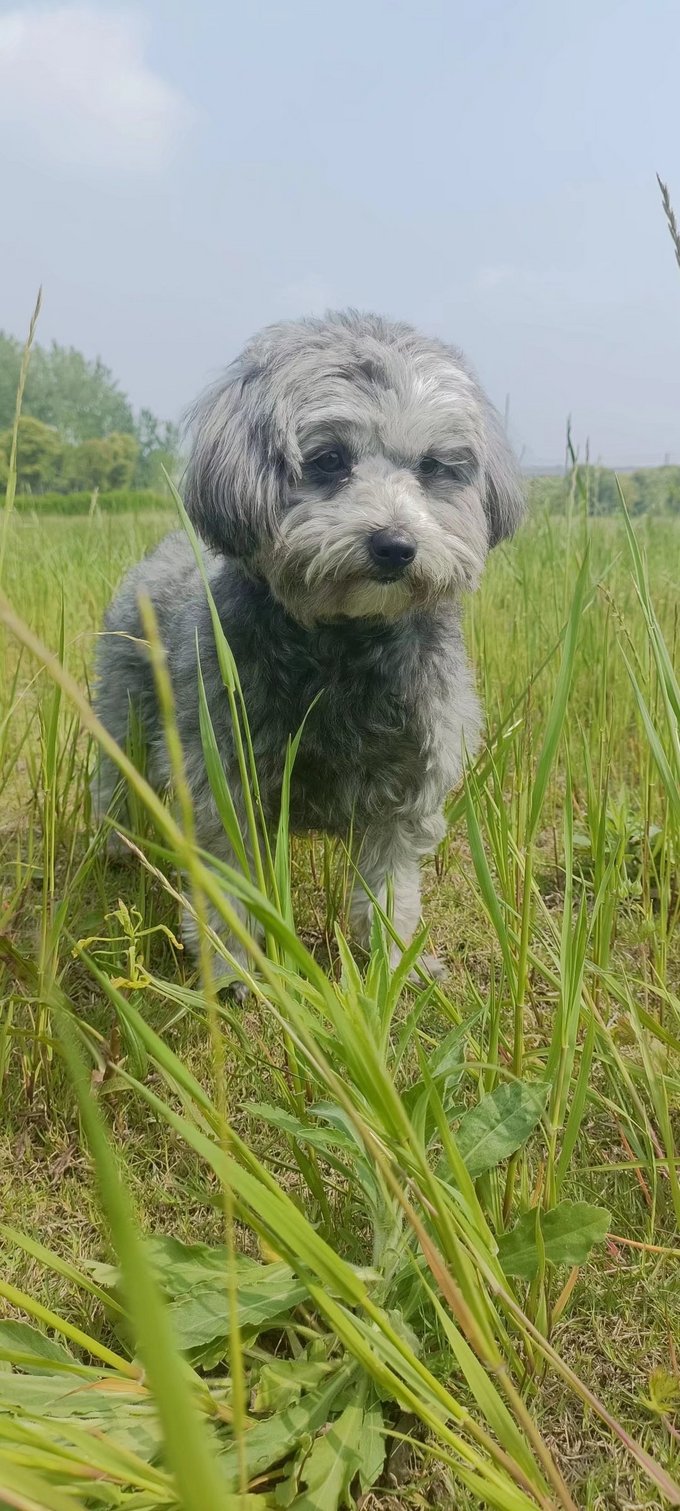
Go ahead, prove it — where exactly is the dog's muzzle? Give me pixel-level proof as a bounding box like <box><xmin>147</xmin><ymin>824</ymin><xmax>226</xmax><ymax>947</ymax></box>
<box><xmin>368</xmin><ymin>528</ymin><xmax>417</xmax><ymax>577</ymax></box>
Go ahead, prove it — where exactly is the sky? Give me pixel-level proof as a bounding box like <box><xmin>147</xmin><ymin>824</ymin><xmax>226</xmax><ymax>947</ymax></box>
<box><xmin>1</xmin><ymin>0</ymin><xmax>679</xmax><ymax>469</ymax></box>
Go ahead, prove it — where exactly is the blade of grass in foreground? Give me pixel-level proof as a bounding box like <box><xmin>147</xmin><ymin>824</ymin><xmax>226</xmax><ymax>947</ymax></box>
<box><xmin>136</xmin><ymin>593</ymin><xmax>250</xmax><ymax>1495</ymax></box>
<box><xmin>0</xmin><ymin>1459</ymin><xmax>81</xmax><ymax>1511</ymax></box>
<box><xmin>54</xmin><ymin>1009</ymin><xmax>230</xmax><ymax>1511</ymax></box>
<box><xmin>0</xmin><ymin>288</ymin><xmax>42</xmax><ymax>587</ymax></box>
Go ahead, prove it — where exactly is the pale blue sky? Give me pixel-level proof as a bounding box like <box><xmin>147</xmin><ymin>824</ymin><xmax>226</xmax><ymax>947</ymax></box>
<box><xmin>1</xmin><ymin>0</ymin><xmax>679</xmax><ymax>466</ymax></box>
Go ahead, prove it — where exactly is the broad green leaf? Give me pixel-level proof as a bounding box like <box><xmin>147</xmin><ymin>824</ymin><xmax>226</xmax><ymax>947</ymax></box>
<box><xmin>168</xmin><ymin>1264</ymin><xmax>308</xmax><ymax>1353</ymax></box>
<box><xmin>498</xmin><ymin>1201</ymin><xmax>611</xmax><ymax>1280</ymax></box>
<box><xmin>219</xmin><ymin>1370</ymin><xmax>352</xmax><ymax>1489</ymax></box>
<box><xmin>99</xmin><ymin>1235</ymin><xmax>257</xmax><ymax>1301</ymax></box>
<box><xmin>0</xmin><ymin>1409</ymin><xmax>170</xmax><ymax>1495</ymax></box>
<box><xmin>244</xmin><ymin>1101</ymin><xmax>356</xmax><ymax>1156</ymax></box>
<box><xmin>456</xmin><ymin>1081</ymin><xmax>549</xmax><ymax>1179</ymax></box>
<box><xmin>355</xmin><ymin>1396</ymin><xmax>386</xmax><ymax>1493</ymax></box>
<box><xmin>252</xmin><ymin>1358</ymin><xmax>333</xmax><ymax>1414</ymax></box>
<box><xmin>0</xmin><ymin>1372</ymin><xmax>163</xmax><ymax>1464</ymax></box>
<box><xmin>0</xmin><ymin>1321</ymin><xmax>77</xmax><ymax>1374</ymax></box>
<box><xmin>145</xmin><ymin>1235</ymin><xmax>244</xmax><ymax>1293</ymax></box>
<box><xmin>291</xmin><ymin>1400</ymin><xmax>362</xmax><ymax>1509</ymax></box>
<box><xmin>101</xmin><ymin>1238</ymin><xmax>314</xmax><ymax>1365</ymax></box>
<box><xmin>427</xmin><ymin>1021</ymin><xmax>470</xmax><ymax>1081</ymax></box>
<box><xmin>0</xmin><ymin>1374</ymin><xmax>150</xmax><ymax>1418</ymax></box>
<box><xmin>403</xmin><ymin>1021</ymin><xmax>469</xmax><ymax>1140</ymax></box>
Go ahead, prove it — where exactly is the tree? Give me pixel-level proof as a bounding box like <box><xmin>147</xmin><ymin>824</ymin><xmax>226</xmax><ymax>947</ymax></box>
<box><xmin>27</xmin><ymin>344</ymin><xmax>136</xmax><ymax>442</ymax></box>
<box><xmin>61</xmin><ymin>433</ymin><xmax>139</xmax><ymax>491</ymax></box>
<box><xmin>104</xmin><ymin>433</ymin><xmax>139</xmax><ymax>488</ymax></box>
<box><xmin>588</xmin><ymin>468</ymin><xmax>620</xmax><ymax>514</ymax></box>
<box><xmin>0</xmin><ymin>333</ymin><xmax>22</xmax><ymax>433</ymax></box>
<box><xmin>0</xmin><ymin>416</ymin><xmax>63</xmax><ymax>493</ymax></box>
<box><xmin>135</xmin><ymin>407</ymin><xmax>179</xmax><ymax>489</ymax></box>
<box><xmin>664</xmin><ymin>471</ymin><xmax>680</xmax><ymax>513</ymax></box>
<box><xmin>0</xmin><ymin>331</ymin><xmax>135</xmax><ymax>441</ymax></box>
<box><xmin>0</xmin><ymin>330</ymin><xmax>178</xmax><ymax>490</ymax></box>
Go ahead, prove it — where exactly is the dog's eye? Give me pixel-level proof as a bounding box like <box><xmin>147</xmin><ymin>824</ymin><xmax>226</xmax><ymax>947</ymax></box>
<box><xmin>418</xmin><ymin>456</ymin><xmax>443</xmax><ymax>478</ymax></box>
<box><xmin>418</xmin><ymin>455</ymin><xmax>475</xmax><ymax>484</ymax></box>
<box><xmin>311</xmin><ymin>449</ymin><xmax>346</xmax><ymax>476</ymax></box>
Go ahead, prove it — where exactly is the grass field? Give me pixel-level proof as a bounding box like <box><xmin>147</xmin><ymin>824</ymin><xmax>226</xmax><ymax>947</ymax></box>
<box><xmin>0</xmin><ymin>494</ymin><xmax>679</xmax><ymax>1510</ymax></box>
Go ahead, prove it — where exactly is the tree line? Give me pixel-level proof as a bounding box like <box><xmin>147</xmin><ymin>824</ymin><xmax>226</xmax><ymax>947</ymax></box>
<box><xmin>0</xmin><ymin>332</ymin><xmax>179</xmax><ymax>494</ymax></box>
<box><xmin>528</xmin><ymin>466</ymin><xmax>680</xmax><ymax>516</ymax></box>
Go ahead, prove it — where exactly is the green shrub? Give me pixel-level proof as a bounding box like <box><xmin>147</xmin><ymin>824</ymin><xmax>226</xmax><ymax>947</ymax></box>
<box><xmin>12</xmin><ymin>488</ymin><xmax>171</xmax><ymax>515</ymax></box>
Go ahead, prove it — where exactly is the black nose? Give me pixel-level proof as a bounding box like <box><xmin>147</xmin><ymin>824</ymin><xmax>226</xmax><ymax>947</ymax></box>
<box><xmin>368</xmin><ymin>529</ymin><xmax>417</xmax><ymax>573</ymax></box>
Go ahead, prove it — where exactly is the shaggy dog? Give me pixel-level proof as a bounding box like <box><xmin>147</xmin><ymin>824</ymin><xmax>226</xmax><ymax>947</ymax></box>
<box><xmin>93</xmin><ymin>310</ymin><xmax>525</xmax><ymax>980</ymax></box>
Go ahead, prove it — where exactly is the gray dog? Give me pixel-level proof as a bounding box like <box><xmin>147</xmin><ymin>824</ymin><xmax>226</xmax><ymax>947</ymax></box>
<box><xmin>93</xmin><ymin>310</ymin><xmax>524</xmax><ymax>979</ymax></box>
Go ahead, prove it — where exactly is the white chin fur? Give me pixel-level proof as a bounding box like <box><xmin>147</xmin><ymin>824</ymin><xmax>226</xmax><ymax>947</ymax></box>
<box><xmin>270</xmin><ymin>574</ymin><xmax>417</xmax><ymax>624</ymax></box>
<box><xmin>333</xmin><ymin>578</ymin><xmax>414</xmax><ymax>620</ymax></box>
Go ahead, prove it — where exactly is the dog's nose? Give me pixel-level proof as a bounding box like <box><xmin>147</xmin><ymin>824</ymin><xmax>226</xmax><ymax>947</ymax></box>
<box><xmin>368</xmin><ymin>529</ymin><xmax>417</xmax><ymax>573</ymax></box>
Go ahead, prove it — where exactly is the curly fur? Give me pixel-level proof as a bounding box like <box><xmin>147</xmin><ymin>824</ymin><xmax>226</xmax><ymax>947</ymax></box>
<box><xmin>93</xmin><ymin>310</ymin><xmax>525</xmax><ymax>978</ymax></box>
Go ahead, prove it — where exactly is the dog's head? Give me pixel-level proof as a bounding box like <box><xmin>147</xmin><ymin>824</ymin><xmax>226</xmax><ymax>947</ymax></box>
<box><xmin>185</xmin><ymin>311</ymin><xmax>525</xmax><ymax>623</ymax></box>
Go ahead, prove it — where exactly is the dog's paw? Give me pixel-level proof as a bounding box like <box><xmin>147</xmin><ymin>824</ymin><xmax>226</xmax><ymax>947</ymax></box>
<box><xmin>408</xmin><ymin>951</ymin><xmax>448</xmax><ymax>985</ymax></box>
<box><xmin>215</xmin><ymin>972</ymin><xmax>251</xmax><ymax>1006</ymax></box>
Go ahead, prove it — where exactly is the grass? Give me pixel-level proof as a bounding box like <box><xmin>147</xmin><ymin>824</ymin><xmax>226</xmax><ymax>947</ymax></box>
<box><xmin>0</xmin><ymin>474</ymin><xmax>679</xmax><ymax>1509</ymax></box>
<box><xmin>10</xmin><ymin>489</ymin><xmax>172</xmax><ymax>516</ymax></box>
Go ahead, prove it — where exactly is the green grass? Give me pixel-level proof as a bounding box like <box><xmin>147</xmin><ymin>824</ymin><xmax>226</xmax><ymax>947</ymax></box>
<box><xmin>0</xmin><ymin>491</ymin><xmax>679</xmax><ymax>1510</ymax></box>
<box><xmin>10</xmin><ymin>488</ymin><xmax>172</xmax><ymax>515</ymax></box>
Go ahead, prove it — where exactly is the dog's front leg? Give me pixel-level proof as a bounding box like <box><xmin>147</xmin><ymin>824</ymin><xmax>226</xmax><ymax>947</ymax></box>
<box><xmin>180</xmin><ymin>790</ymin><xmax>262</xmax><ymax>996</ymax></box>
<box><xmin>350</xmin><ymin>814</ymin><xmax>447</xmax><ymax>979</ymax></box>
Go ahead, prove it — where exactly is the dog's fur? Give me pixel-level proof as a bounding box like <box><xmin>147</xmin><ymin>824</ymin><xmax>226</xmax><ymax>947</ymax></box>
<box><xmin>93</xmin><ymin>310</ymin><xmax>525</xmax><ymax>976</ymax></box>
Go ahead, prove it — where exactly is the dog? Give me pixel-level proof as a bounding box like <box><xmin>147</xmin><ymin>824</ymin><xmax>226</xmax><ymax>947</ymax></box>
<box><xmin>93</xmin><ymin>310</ymin><xmax>524</xmax><ymax>981</ymax></box>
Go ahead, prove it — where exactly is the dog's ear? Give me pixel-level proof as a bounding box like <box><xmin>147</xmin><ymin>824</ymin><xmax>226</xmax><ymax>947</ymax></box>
<box><xmin>183</xmin><ymin>361</ymin><xmax>292</xmax><ymax>558</ymax></box>
<box><xmin>481</xmin><ymin>400</ymin><xmax>526</xmax><ymax>548</ymax></box>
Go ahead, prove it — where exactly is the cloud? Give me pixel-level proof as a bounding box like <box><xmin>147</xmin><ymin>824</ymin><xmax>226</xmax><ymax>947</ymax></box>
<box><xmin>0</xmin><ymin>5</ymin><xmax>190</xmax><ymax>173</ymax></box>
